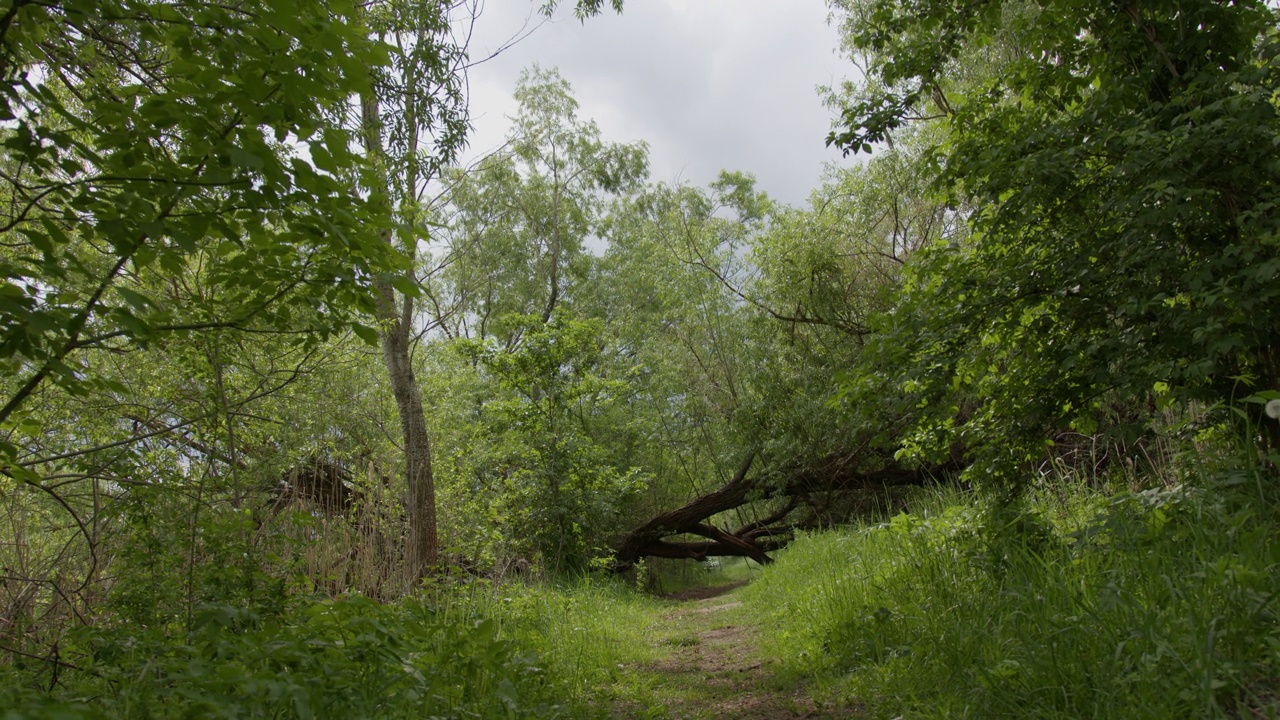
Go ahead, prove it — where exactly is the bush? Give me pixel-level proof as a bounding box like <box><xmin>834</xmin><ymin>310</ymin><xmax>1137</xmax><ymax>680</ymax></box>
<box><xmin>2</xmin><ymin>594</ymin><xmax>578</xmax><ymax>719</ymax></box>
<box><xmin>743</xmin><ymin>474</ymin><xmax>1280</xmax><ymax>718</ymax></box>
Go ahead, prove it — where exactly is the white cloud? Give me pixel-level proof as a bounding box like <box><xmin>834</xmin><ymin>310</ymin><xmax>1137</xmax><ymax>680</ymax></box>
<box><xmin>459</xmin><ymin>0</ymin><xmax>850</xmax><ymax>206</ymax></box>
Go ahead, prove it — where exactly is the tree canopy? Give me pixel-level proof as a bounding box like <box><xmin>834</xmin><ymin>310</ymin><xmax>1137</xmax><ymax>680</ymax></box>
<box><xmin>830</xmin><ymin>0</ymin><xmax>1280</xmax><ymax>477</ymax></box>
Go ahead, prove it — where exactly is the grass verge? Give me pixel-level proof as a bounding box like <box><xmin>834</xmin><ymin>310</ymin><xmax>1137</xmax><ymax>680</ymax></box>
<box><xmin>741</xmin><ymin>467</ymin><xmax>1280</xmax><ymax>718</ymax></box>
<box><xmin>478</xmin><ymin>576</ymin><xmax>671</xmax><ymax>712</ymax></box>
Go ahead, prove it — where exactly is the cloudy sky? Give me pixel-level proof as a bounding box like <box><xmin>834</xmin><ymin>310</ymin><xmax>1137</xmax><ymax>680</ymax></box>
<box><xmin>458</xmin><ymin>0</ymin><xmax>852</xmax><ymax>207</ymax></box>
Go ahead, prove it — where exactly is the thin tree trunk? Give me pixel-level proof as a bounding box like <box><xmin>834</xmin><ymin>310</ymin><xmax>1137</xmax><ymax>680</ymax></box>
<box><xmin>361</xmin><ymin>87</ymin><xmax>439</xmax><ymax>580</ymax></box>
<box><xmin>374</xmin><ymin>283</ymin><xmax>439</xmax><ymax>577</ymax></box>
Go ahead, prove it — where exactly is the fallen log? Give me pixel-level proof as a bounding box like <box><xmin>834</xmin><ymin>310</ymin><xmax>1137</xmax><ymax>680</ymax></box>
<box><xmin>612</xmin><ymin>451</ymin><xmax>959</xmax><ymax>570</ymax></box>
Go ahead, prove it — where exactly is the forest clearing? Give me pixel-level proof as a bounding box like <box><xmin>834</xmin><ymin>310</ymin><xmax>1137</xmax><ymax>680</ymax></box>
<box><xmin>3</xmin><ymin>0</ymin><xmax>1280</xmax><ymax>717</ymax></box>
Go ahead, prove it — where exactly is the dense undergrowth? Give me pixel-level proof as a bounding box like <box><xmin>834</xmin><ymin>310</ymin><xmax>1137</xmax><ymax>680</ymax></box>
<box><xmin>0</xmin><ymin>593</ymin><xmax>578</xmax><ymax>719</ymax></box>
<box><xmin>0</xmin><ymin>570</ymin><xmax>677</xmax><ymax>719</ymax></box>
<box><xmin>8</xmin><ymin>447</ymin><xmax>1278</xmax><ymax>720</ymax></box>
<box><xmin>742</xmin><ymin>448</ymin><xmax>1280</xmax><ymax>718</ymax></box>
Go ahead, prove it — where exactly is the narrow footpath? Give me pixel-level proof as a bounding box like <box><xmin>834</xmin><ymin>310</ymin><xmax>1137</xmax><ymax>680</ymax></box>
<box><xmin>612</xmin><ymin>582</ymin><xmax>851</xmax><ymax>719</ymax></box>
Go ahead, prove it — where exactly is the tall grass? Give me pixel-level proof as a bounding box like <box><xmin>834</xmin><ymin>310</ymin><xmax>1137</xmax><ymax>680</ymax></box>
<box><xmin>742</xmin><ymin>462</ymin><xmax>1280</xmax><ymax>718</ymax></box>
<box><xmin>473</xmin><ymin>576</ymin><xmax>670</xmax><ymax>709</ymax></box>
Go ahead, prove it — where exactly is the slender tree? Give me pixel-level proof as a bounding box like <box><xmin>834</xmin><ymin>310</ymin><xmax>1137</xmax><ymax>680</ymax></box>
<box><xmin>355</xmin><ymin>0</ymin><xmax>469</xmax><ymax>577</ymax></box>
<box><xmin>356</xmin><ymin>4</ymin><xmax>627</xmax><ymax>578</ymax></box>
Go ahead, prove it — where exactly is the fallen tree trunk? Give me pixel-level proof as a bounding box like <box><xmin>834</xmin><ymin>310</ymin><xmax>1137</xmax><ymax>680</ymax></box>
<box><xmin>614</xmin><ymin>451</ymin><xmax>759</xmax><ymax>567</ymax></box>
<box><xmin>613</xmin><ymin>451</ymin><xmax>959</xmax><ymax>570</ymax></box>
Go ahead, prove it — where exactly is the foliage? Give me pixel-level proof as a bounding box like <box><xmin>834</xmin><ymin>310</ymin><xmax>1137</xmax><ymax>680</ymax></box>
<box><xmin>457</xmin><ymin>314</ymin><xmax>646</xmax><ymax>572</ymax></box>
<box><xmin>586</xmin><ymin>179</ymin><xmax>759</xmax><ymax>510</ymax></box>
<box><xmin>541</xmin><ymin>0</ymin><xmax>625</xmax><ymax>21</ymax></box>
<box><xmin>747</xmin><ymin>142</ymin><xmax>953</xmax><ymax>470</ymax></box>
<box><xmin>10</xmin><ymin>0</ymin><xmax>1280</xmax><ymax>715</ymax></box>
<box><xmin>434</xmin><ymin>66</ymin><xmax>648</xmax><ymax>343</ymax></box>
<box><xmin>0</xmin><ymin>0</ymin><xmax>415</xmax><ymax>637</ymax></box>
<box><xmin>1</xmin><ymin>594</ymin><xmax>579</xmax><ymax>719</ymax></box>
<box><xmin>0</xmin><ymin>0</ymin><xmax>399</xmax><ymax>451</ymax></box>
<box><xmin>743</xmin><ymin>464</ymin><xmax>1280</xmax><ymax>718</ymax></box>
<box><xmin>831</xmin><ymin>0</ymin><xmax>1280</xmax><ymax>479</ymax></box>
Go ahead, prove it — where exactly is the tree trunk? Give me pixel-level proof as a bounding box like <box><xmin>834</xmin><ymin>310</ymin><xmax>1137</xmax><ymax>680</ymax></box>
<box><xmin>361</xmin><ymin>86</ymin><xmax>439</xmax><ymax>580</ymax></box>
<box><xmin>374</xmin><ymin>288</ymin><xmax>438</xmax><ymax>578</ymax></box>
<box><xmin>612</xmin><ymin>451</ymin><xmax>959</xmax><ymax>570</ymax></box>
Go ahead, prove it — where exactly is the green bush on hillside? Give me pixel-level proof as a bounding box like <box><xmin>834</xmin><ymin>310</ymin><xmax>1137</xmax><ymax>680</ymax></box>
<box><xmin>744</xmin><ymin>476</ymin><xmax>1280</xmax><ymax>718</ymax></box>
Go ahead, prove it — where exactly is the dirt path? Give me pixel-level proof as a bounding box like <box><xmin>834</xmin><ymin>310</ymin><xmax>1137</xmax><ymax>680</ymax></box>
<box><xmin>615</xmin><ymin>582</ymin><xmax>849</xmax><ymax>719</ymax></box>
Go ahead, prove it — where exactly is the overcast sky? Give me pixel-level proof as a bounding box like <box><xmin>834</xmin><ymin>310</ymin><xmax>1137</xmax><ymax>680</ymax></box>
<box><xmin>458</xmin><ymin>0</ymin><xmax>851</xmax><ymax>208</ymax></box>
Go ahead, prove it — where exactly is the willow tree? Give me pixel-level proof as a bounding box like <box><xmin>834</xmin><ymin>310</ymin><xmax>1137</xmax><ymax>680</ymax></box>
<box><xmin>353</xmin><ymin>0</ymin><xmax>471</xmax><ymax>578</ymax></box>
<box><xmin>414</xmin><ymin>68</ymin><xmax>648</xmax><ymax>572</ymax></box>
<box><xmin>431</xmin><ymin>66</ymin><xmax>648</xmax><ymax>344</ymax></box>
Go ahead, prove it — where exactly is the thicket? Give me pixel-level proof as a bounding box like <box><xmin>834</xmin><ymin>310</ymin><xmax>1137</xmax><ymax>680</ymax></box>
<box><xmin>743</xmin><ymin>442</ymin><xmax>1280</xmax><ymax>717</ymax></box>
<box><xmin>0</xmin><ymin>594</ymin><xmax>576</xmax><ymax>719</ymax></box>
<box><xmin>724</xmin><ymin>2</ymin><xmax>1280</xmax><ymax>710</ymax></box>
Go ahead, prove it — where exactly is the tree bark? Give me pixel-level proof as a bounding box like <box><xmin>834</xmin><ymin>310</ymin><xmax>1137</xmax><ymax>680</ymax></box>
<box><xmin>614</xmin><ymin>450</ymin><xmax>757</xmax><ymax>567</ymax></box>
<box><xmin>374</xmin><ymin>287</ymin><xmax>439</xmax><ymax>577</ymax></box>
<box><xmin>612</xmin><ymin>451</ymin><xmax>958</xmax><ymax>570</ymax></box>
<box><xmin>361</xmin><ymin>86</ymin><xmax>439</xmax><ymax>580</ymax></box>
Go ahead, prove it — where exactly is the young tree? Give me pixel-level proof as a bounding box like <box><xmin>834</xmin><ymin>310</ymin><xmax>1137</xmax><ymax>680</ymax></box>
<box><xmin>433</xmin><ymin>66</ymin><xmax>648</xmax><ymax>345</ymax></box>
<box><xmin>357</xmin><ymin>9</ymin><xmax>632</xmax><ymax>578</ymax></box>
<box><xmin>413</xmin><ymin>68</ymin><xmax>647</xmax><ymax>571</ymax></box>
<box><xmin>356</xmin><ymin>0</ymin><xmax>470</xmax><ymax>579</ymax></box>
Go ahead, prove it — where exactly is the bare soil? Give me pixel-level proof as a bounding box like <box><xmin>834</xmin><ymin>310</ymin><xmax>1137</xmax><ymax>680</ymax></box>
<box><xmin>616</xmin><ymin>583</ymin><xmax>855</xmax><ymax>719</ymax></box>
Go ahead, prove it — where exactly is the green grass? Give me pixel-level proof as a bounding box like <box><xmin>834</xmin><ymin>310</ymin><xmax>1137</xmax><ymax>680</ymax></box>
<box><xmin>14</xmin><ymin>449</ymin><xmax>1278</xmax><ymax>719</ymax></box>
<box><xmin>474</xmin><ymin>576</ymin><xmax>673</xmax><ymax>712</ymax></box>
<box><xmin>0</xmin><ymin>574</ymin><xmax>674</xmax><ymax>720</ymax></box>
<box><xmin>489</xmin><ymin>579</ymin><xmax>806</xmax><ymax>720</ymax></box>
<box><xmin>740</xmin><ymin>469</ymin><xmax>1280</xmax><ymax>718</ymax></box>
<box><xmin>470</xmin><ymin>573</ymin><xmax>782</xmax><ymax>718</ymax></box>
<box><xmin>0</xmin><ymin>566</ymin><xmax>733</xmax><ymax>719</ymax></box>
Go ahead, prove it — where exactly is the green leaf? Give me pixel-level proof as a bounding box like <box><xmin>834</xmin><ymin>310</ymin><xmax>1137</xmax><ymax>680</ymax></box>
<box><xmin>351</xmin><ymin>323</ymin><xmax>380</xmax><ymax>346</ymax></box>
<box><xmin>115</xmin><ymin>286</ymin><xmax>154</xmax><ymax>312</ymax></box>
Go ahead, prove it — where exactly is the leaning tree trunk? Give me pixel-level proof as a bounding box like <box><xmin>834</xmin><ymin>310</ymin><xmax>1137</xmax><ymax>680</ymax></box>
<box><xmin>612</xmin><ymin>450</ymin><xmax>960</xmax><ymax>570</ymax></box>
<box><xmin>361</xmin><ymin>88</ymin><xmax>439</xmax><ymax>580</ymax></box>
<box><xmin>375</xmin><ymin>283</ymin><xmax>438</xmax><ymax>578</ymax></box>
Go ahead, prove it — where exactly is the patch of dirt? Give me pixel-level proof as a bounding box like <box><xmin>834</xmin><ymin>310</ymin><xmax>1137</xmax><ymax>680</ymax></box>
<box><xmin>684</xmin><ymin>601</ymin><xmax>741</xmax><ymax>615</ymax></box>
<box><xmin>623</xmin><ymin>588</ymin><xmax>855</xmax><ymax>719</ymax></box>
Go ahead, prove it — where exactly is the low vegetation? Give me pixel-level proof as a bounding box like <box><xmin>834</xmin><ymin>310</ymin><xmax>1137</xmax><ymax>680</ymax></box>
<box><xmin>742</xmin><ymin>453</ymin><xmax>1280</xmax><ymax>718</ymax></box>
<box><xmin>0</xmin><ymin>593</ymin><xmax>577</xmax><ymax>719</ymax></box>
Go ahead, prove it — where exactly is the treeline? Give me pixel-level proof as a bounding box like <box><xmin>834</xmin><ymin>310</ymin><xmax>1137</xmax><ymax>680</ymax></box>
<box><xmin>1</xmin><ymin>0</ymin><xmax>1279</xmax><ymax>716</ymax></box>
<box><xmin>0</xmin><ymin>0</ymin><xmax>926</xmax><ymax>691</ymax></box>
